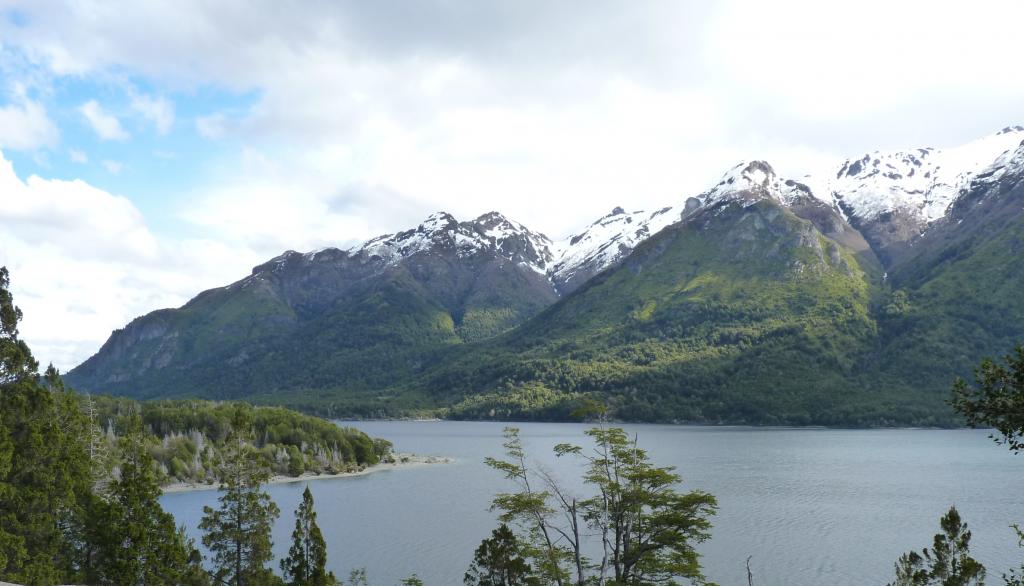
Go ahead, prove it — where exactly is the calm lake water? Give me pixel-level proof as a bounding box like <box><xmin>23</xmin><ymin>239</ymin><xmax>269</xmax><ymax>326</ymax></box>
<box><xmin>161</xmin><ymin>422</ymin><xmax>1024</xmax><ymax>585</ymax></box>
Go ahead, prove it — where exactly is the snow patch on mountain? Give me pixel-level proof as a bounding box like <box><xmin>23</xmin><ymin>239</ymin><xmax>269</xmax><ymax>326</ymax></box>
<box><xmin>548</xmin><ymin>161</ymin><xmax>831</xmax><ymax>287</ymax></box>
<box><xmin>700</xmin><ymin>160</ymin><xmax>814</xmax><ymax>208</ymax></box>
<box><xmin>549</xmin><ymin>206</ymin><xmax>682</xmax><ymax>287</ymax></box>
<box><xmin>355</xmin><ymin>211</ymin><xmax>556</xmax><ymax>274</ymax></box>
<box><xmin>822</xmin><ymin>126</ymin><xmax>1024</xmax><ymax>225</ymax></box>
<box><xmin>253</xmin><ymin>126</ymin><xmax>1024</xmax><ymax>296</ymax></box>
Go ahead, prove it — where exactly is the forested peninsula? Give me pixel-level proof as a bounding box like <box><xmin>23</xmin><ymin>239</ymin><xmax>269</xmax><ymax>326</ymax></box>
<box><xmin>90</xmin><ymin>397</ymin><xmax>392</xmax><ymax>488</ymax></box>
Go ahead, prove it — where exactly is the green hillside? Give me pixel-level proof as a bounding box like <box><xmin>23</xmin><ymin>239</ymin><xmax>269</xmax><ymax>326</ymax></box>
<box><xmin>67</xmin><ymin>236</ymin><xmax>558</xmax><ymax>403</ymax></box>
<box><xmin>412</xmin><ymin>198</ymin><xmax>926</xmax><ymax>424</ymax></box>
<box><xmin>66</xmin><ymin>164</ymin><xmax>1024</xmax><ymax>426</ymax></box>
<box><xmin>872</xmin><ymin>175</ymin><xmax>1024</xmax><ymax>398</ymax></box>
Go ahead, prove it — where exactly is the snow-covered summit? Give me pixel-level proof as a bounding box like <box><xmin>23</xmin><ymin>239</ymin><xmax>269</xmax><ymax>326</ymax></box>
<box><xmin>256</xmin><ymin>126</ymin><xmax>1024</xmax><ymax>295</ymax></box>
<box><xmin>549</xmin><ymin>206</ymin><xmax>682</xmax><ymax>290</ymax></box>
<box><xmin>546</xmin><ymin>161</ymin><xmax>828</xmax><ymax>290</ymax></box>
<box><xmin>699</xmin><ymin>160</ymin><xmax>814</xmax><ymax>208</ymax></box>
<box><xmin>355</xmin><ymin>211</ymin><xmax>555</xmax><ymax>273</ymax></box>
<box><xmin>821</xmin><ymin>126</ymin><xmax>1024</xmax><ymax>225</ymax></box>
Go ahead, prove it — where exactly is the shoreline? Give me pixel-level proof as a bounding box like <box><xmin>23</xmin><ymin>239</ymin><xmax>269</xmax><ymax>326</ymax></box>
<box><xmin>331</xmin><ymin>418</ymin><xmax>977</xmax><ymax>431</ymax></box>
<box><xmin>161</xmin><ymin>453</ymin><xmax>455</xmax><ymax>494</ymax></box>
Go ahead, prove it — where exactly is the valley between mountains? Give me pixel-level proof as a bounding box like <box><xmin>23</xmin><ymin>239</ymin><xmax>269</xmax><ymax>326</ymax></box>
<box><xmin>66</xmin><ymin>127</ymin><xmax>1024</xmax><ymax>425</ymax></box>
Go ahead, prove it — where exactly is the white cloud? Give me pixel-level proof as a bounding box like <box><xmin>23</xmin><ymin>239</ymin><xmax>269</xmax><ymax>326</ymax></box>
<box><xmin>0</xmin><ymin>151</ymin><xmax>261</xmax><ymax>370</ymax></box>
<box><xmin>5</xmin><ymin>0</ymin><xmax>1019</xmax><ymax>239</ymax></box>
<box><xmin>0</xmin><ymin>154</ymin><xmax>157</xmax><ymax>262</ymax></box>
<box><xmin>101</xmin><ymin>159</ymin><xmax>122</xmax><ymax>174</ymax></box>
<box><xmin>69</xmin><ymin>148</ymin><xmax>88</xmax><ymax>163</ymax></box>
<box><xmin>5</xmin><ymin>1</ymin><xmax>1022</xmax><ymax>150</ymax></box>
<box><xmin>78</xmin><ymin>99</ymin><xmax>130</xmax><ymax>141</ymax></box>
<box><xmin>2</xmin><ymin>0</ymin><xmax>1024</xmax><ymax>370</ymax></box>
<box><xmin>195</xmin><ymin>113</ymin><xmax>226</xmax><ymax>139</ymax></box>
<box><xmin>0</xmin><ymin>95</ymin><xmax>59</xmax><ymax>151</ymax></box>
<box><xmin>178</xmin><ymin>146</ymin><xmax>385</xmax><ymax>258</ymax></box>
<box><xmin>130</xmin><ymin>93</ymin><xmax>174</xmax><ymax>134</ymax></box>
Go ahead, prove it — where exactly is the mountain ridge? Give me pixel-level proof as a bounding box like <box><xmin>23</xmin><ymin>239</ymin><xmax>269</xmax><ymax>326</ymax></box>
<box><xmin>66</xmin><ymin>126</ymin><xmax>1024</xmax><ymax>424</ymax></box>
<box><xmin>197</xmin><ymin>125</ymin><xmax>1024</xmax><ymax>305</ymax></box>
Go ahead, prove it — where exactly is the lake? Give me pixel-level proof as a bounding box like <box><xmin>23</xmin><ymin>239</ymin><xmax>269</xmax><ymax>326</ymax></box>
<box><xmin>161</xmin><ymin>422</ymin><xmax>1024</xmax><ymax>585</ymax></box>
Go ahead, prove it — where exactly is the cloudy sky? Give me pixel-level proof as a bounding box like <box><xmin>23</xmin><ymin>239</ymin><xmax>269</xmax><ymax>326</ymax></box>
<box><xmin>1</xmin><ymin>0</ymin><xmax>1023</xmax><ymax>370</ymax></box>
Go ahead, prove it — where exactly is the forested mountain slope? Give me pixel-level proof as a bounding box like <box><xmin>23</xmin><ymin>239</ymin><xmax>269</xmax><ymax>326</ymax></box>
<box><xmin>68</xmin><ymin>128</ymin><xmax>1024</xmax><ymax>425</ymax></box>
<box><xmin>68</xmin><ymin>212</ymin><xmax>561</xmax><ymax>399</ymax></box>
<box><xmin>424</xmin><ymin>162</ymin><xmax>896</xmax><ymax>424</ymax></box>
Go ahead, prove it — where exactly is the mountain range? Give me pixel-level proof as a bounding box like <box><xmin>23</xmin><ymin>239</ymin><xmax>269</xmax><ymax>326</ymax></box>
<box><xmin>66</xmin><ymin>126</ymin><xmax>1024</xmax><ymax>424</ymax></box>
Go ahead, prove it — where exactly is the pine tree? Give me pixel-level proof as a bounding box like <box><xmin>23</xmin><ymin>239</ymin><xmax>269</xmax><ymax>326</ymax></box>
<box><xmin>0</xmin><ymin>267</ymin><xmax>94</xmax><ymax>584</ymax></box>
<box><xmin>464</xmin><ymin>524</ymin><xmax>538</xmax><ymax>586</ymax></box>
<box><xmin>888</xmin><ymin>507</ymin><xmax>986</xmax><ymax>586</ymax></box>
<box><xmin>0</xmin><ymin>265</ymin><xmax>31</xmax><ymax>576</ymax></box>
<box><xmin>200</xmin><ymin>407</ymin><xmax>282</xmax><ymax>586</ymax></box>
<box><xmin>281</xmin><ymin>486</ymin><xmax>336</xmax><ymax>586</ymax></box>
<box><xmin>0</xmin><ymin>266</ymin><xmax>37</xmax><ymax>385</ymax></box>
<box><xmin>89</xmin><ymin>416</ymin><xmax>209</xmax><ymax>585</ymax></box>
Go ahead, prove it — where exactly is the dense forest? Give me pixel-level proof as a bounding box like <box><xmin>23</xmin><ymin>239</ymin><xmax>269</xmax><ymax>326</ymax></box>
<box><xmin>90</xmin><ymin>397</ymin><xmax>391</xmax><ymax>487</ymax></box>
<box><xmin>2</xmin><ymin>263</ymin><xmax>1024</xmax><ymax>584</ymax></box>
<box><xmin>65</xmin><ymin>153</ymin><xmax>1024</xmax><ymax>429</ymax></box>
<box><xmin>0</xmin><ymin>267</ymin><xmax>387</xmax><ymax>584</ymax></box>
<box><xmin>241</xmin><ymin>199</ymin><xmax>954</xmax><ymax>427</ymax></box>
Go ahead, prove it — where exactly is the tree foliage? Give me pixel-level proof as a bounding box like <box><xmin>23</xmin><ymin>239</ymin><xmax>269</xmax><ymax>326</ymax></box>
<box><xmin>0</xmin><ymin>267</ymin><xmax>94</xmax><ymax>584</ymax></box>
<box><xmin>0</xmin><ymin>266</ymin><xmax>37</xmax><ymax>384</ymax></box>
<box><xmin>282</xmin><ymin>486</ymin><xmax>336</xmax><ymax>586</ymax></box>
<box><xmin>86</xmin><ymin>416</ymin><xmax>209</xmax><ymax>585</ymax></box>
<box><xmin>951</xmin><ymin>344</ymin><xmax>1024</xmax><ymax>453</ymax></box>
<box><xmin>568</xmin><ymin>427</ymin><xmax>718</xmax><ymax>584</ymax></box>
<box><xmin>1004</xmin><ymin>524</ymin><xmax>1024</xmax><ymax>586</ymax></box>
<box><xmin>464</xmin><ymin>524</ymin><xmax>539</xmax><ymax>586</ymax></box>
<box><xmin>200</xmin><ymin>408</ymin><xmax>282</xmax><ymax>586</ymax></box>
<box><xmin>888</xmin><ymin>507</ymin><xmax>985</xmax><ymax>586</ymax></box>
<box><xmin>0</xmin><ymin>267</ymin><xmax>362</xmax><ymax>585</ymax></box>
<box><xmin>950</xmin><ymin>345</ymin><xmax>1024</xmax><ymax>584</ymax></box>
<box><xmin>90</xmin><ymin>396</ymin><xmax>391</xmax><ymax>488</ymax></box>
<box><xmin>485</xmin><ymin>426</ymin><xmax>717</xmax><ymax>586</ymax></box>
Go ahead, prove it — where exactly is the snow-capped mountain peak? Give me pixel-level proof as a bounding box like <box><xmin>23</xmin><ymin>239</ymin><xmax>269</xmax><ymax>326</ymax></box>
<box><xmin>468</xmin><ymin>211</ymin><xmax>556</xmax><ymax>272</ymax></box>
<box><xmin>546</xmin><ymin>160</ymin><xmax>824</xmax><ymax>291</ymax></box>
<box><xmin>699</xmin><ymin>160</ymin><xmax>813</xmax><ymax>208</ymax></box>
<box><xmin>257</xmin><ymin>126</ymin><xmax>1024</xmax><ymax>297</ymax></box>
<box><xmin>352</xmin><ymin>210</ymin><xmax>554</xmax><ymax>274</ymax></box>
<box><xmin>473</xmin><ymin>211</ymin><xmax>548</xmax><ymax>247</ymax></box>
<box><xmin>548</xmin><ymin>205</ymin><xmax>683</xmax><ymax>291</ymax></box>
<box><xmin>824</xmin><ymin>126</ymin><xmax>1024</xmax><ymax>225</ymax></box>
<box><xmin>418</xmin><ymin>211</ymin><xmax>460</xmax><ymax>233</ymax></box>
<box><xmin>702</xmin><ymin>160</ymin><xmax>778</xmax><ymax>202</ymax></box>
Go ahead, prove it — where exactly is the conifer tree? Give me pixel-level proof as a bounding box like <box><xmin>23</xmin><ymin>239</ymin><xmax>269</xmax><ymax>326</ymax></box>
<box><xmin>888</xmin><ymin>506</ymin><xmax>985</xmax><ymax>586</ymax></box>
<box><xmin>464</xmin><ymin>524</ymin><xmax>538</xmax><ymax>586</ymax></box>
<box><xmin>0</xmin><ymin>267</ymin><xmax>93</xmax><ymax>584</ymax></box>
<box><xmin>281</xmin><ymin>486</ymin><xmax>336</xmax><ymax>586</ymax></box>
<box><xmin>0</xmin><ymin>266</ymin><xmax>31</xmax><ymax>575</ymax></box>
<box><xmin>89</xmin><ymin>416</ymin><xmax>209</xmax><ymax>585</ymax></box>
<box><xmin>0</xmin><ymin>266</ymin><xmax>36</xmax><ymax>384</ymax></box>
<box><xmin>200</xmin><ymin>407</ymin><xmax>282</xmax><ymax>586</ymax></box>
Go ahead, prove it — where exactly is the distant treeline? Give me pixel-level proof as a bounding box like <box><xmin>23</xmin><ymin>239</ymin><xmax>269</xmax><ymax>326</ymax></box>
<box><xmin>90</xmin><ymin>397</ymin><xmax>393</xmax><ymax>486</ymax></box>
<box><xmin>0</xmin><ymin>265</ymin><xmax>401</xmax><ymax>585</ymax></box>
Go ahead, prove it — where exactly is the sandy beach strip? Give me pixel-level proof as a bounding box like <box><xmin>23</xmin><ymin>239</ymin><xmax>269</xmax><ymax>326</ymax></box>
<box><xmin>161</xmin><ymin>453</ymin><xmax>454</xmax><ymax>494</ymax></box>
